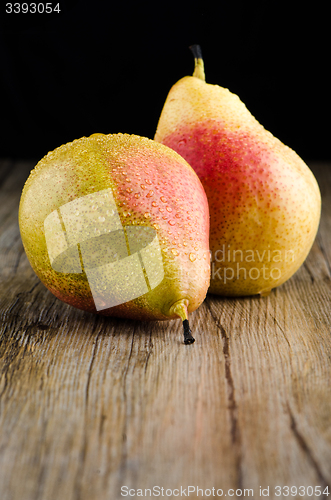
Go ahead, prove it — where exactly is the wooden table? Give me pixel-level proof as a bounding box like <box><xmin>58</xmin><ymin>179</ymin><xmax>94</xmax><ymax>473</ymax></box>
<box><xmin>0</xmin><ymin>160</ymin><xmax>330</xmax><ymax>500</ymax></box>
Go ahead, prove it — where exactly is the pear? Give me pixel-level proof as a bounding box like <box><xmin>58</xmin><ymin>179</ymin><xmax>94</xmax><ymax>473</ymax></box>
<box><xmin>155</xmin><ymin>46</ymin><xmax>321</xmax><ymax>296</ymax></box>
<box><xmin>19</xmin><ymin>133</ymin><xmax>210</xmax><ymax>343</ymax></box>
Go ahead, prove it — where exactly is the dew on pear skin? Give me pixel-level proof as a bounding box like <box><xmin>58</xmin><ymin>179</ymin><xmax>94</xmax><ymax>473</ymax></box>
<box><xmin>189</xmin><ymin>254</ymin><xmax>196</xmax><ymax>262</ymax></box>
<box><xmin>145</xmin><ymin>179</ymin><xmax>152</xmax><ymax>185</ymax></box>
<box><xmin>168</xmin><ymin>220</ymin><xmax>176</xmax><ymax>226</ymax></box>
<box><xmin>166</xmin><ymin>206</ymin><xmax>172</xmax><ymax>212</ymax></box>
<box><xmin>141</xmin><ymin>184</ymin><xmax>146</xmax><ymax>189</ymax></box>
<box><xmin>98</xmin><ymin>216</ymin><xmax>105</xmax><ymax>222</ymax></box>
<box><xmin>152</xmin><ymin>201</ymin><xmax>158</xmax><ymax>207</ymax></box>
<box><xmin>144</xmin><ymin>212</ymin><xmax>151</xmax><ymax>218</ymax></box>
<box><xmin>146</xmin><ymin>190</ymin><xmax>154</xmax><ymax>198</ymax></box>
<box><xmin>171</xmin><ymin>249</ymin><xmax>179</xmax><ymax>256</ymax></box>
<box><xmin>160</xmin><ymin>196</ymin><xmax>167</xmax><ymax>203</ymax></box>
<box><xmin>126</xmin><ymin>188</ymin><xmax>133</xmax><ymax>193</ymax></box>
<box><xmin>134</xmin><ymin>193</ymin><xmax>141</xmax><ymax>199</ymax></box>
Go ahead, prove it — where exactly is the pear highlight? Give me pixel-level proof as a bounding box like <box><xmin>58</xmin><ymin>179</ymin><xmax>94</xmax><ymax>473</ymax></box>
<box><xmin>155</xmin><ymin>46</ymin><xmax>321</xmax><ymax>296</ymax></box>
<box><xmin>19</xmin><ymin>133</ymin><xmax>210</xmax><ymax>343</ymax></box>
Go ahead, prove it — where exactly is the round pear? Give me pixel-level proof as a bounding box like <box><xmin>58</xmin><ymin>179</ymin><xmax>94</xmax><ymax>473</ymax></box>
<box><xmin>19</xmin><ymin>133</ymin><xmax>210</xmax><ymax>343</ymax></box>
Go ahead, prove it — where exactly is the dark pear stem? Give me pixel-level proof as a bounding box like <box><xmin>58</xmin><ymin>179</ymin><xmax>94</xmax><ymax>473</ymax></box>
<box><xmin>169</xmin><ymin>300</ymin><xmax>195</xmax><ymax>345</ymax></box>
<box><xmin>189</xmin><ymin>44</ymin><xmax>205</xmax><ymax>81</ymax></box>
<box><xmin>189</xmin><ymin>44</ymin><xmax>203</xmax><ymax>60</ymax></box>
<box><xmin>183</xmin><ymin>319</ymin><xmax>195</xmax><ymax>344</ymax></box>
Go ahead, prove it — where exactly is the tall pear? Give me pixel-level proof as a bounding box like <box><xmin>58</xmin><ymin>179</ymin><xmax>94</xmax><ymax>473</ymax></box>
<box><xmin>155</xmin><ymin>46</ymin><xmax>321</xmax><ymax>296</ymax></box>
<box><xmin>19</xmin><ymin>133</ymin><xmax>210</xmax><ymax>343</ymax></box>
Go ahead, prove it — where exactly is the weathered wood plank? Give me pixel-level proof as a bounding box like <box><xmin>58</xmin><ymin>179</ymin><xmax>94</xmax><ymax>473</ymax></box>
<box><xmin>0</xmin><ymin>161</ymin><xmax>330</xmax><ymax>500</ymax></box>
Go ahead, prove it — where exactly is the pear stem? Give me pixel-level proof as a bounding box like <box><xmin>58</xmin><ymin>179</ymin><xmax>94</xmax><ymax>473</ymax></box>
<box><xmin>183</xmin><ymin>319</ymin><xmax>195</xmax><ymax>345</ymax></box>
<box><xmin>170</xmin><ymin>300</ymin><xmax>195</xmax><ymax>345</ymax></box>
<box><xmin>189</xmin><ymin>44</ymin><xmax>205</xmax><ymax>82</ymax></box>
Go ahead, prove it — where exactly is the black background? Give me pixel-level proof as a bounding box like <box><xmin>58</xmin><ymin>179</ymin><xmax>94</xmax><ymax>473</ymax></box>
<box><xmin>0</xmin><ymin>0</ymin><xmax>329</xmax><ymax>162</ymax></box>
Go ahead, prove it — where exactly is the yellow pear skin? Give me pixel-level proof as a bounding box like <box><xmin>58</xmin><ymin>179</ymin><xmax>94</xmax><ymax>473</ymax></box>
<box><xmin>155</xmin><ymin>46</ymin><xmax>321</xmax><ymax>296</ymax></box>
<box><xmin>19</xmin><ymin>133</ymin><xmax>210</xmax><ymax>343</ymax></box>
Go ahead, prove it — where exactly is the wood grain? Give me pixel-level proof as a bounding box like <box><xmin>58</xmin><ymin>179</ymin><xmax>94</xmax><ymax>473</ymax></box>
<box><xmin>0</xmin><ymin>160</ymin><xmax>331</xmax><ymax>500</ymax></box>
